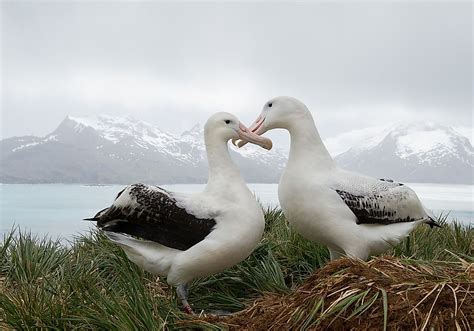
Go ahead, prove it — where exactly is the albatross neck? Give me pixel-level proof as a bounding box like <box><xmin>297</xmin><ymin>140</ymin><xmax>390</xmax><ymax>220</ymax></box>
<box><xmin>204</xmin><ymin>137</ymin><xmax>245</xmax><ymax>193</ymax></box>
<box><xmin>286</xmin><ymin>113</ymin><xmax>335</xmax><ymax>171</ymax></box>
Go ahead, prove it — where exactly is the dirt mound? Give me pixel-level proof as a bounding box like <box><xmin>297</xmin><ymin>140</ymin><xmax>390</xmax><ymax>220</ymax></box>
<box><xmin>197</xmin><ymin>256</ymin><xmax>473</xmax><ymax>330</ymax></box>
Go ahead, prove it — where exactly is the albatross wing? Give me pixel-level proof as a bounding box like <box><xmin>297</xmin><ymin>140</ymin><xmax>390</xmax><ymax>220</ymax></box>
<box><xmin>331</xmin><ymin>176</ymin><xmax>438</xmax><ymax>227</ymax></box>
<box><xmin>88</xmin><ymin>183</ymin><xmax>217</xmax><ymax>251</ymax></box>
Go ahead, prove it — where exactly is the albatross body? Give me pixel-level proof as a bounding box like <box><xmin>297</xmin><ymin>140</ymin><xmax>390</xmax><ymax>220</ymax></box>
<box><xmin>240</xmin><ymin>97</ymin><xmax>438</xmax><ymax>261</ymax></box>
<box><xmin>86</xmin><ymin>112</ymin><xmax>272</xmax><ymax>313</ymax></box>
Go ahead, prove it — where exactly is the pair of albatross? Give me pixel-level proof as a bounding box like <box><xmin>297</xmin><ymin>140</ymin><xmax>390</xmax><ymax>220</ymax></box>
<box><xmin>88</xmin><ymin>98</ymin><xmax>438</xmax><ymax>313</ymax></box>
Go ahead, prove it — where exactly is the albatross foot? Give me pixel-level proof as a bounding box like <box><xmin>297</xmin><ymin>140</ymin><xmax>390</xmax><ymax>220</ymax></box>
<box><xmin>183</xmin><ymin>304</ymin><xmax>194</xmax><ymax>314</ymax></box>
<box><xmin>177</xmin><ymin>284</ymin><xmax>194</xmax><ymax>314</ymax></box>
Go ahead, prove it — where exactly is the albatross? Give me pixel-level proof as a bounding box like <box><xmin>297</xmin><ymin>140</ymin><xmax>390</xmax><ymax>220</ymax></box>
<box><xmin>86</xmin><ymin>112</ymin><xmax>272</xmax><ymax>313</ymax></box>
<box><xmin>238</xmin><ymin>96</ymin><xmax>439</xmax><ymax>261</ymax></box>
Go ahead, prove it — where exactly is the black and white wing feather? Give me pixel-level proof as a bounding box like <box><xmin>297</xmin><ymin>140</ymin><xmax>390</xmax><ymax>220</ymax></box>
<box><xmin>331</xmin><ymin>177</ymin><xmax>438</xmax><ymax>227</ymax></box>
<box><xmin>87</xmin><ymin>183</ymin><xmax>217</xmax><ymax>251</ymax></box>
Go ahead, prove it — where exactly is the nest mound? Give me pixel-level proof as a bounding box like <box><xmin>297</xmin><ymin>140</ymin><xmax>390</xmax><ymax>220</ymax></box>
<box><xmin>201</xmin><ymin>256</ymin><xmax>473</xmax><ymax>330</ymax></box>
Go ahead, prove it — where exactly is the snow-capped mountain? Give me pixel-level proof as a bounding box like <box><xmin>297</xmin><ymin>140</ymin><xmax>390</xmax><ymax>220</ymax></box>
<box><xmin>453</xmin><ymin>126</ymin><xmax>473</xmax><ymax>145</ymax></box>
<box><xmin>324</xmin><ymin>125</ymin><xmax>393</xmax><ymax>156</ymax></box>
<box><xmin>0</xmin><ymin>115</ymin><xmax>287</xmax><ymax>184</ymax></box>
<box><xmin>334</xmin><ymin>122</ymin><xmax>473</xmax><ymax>184</ymax></box>
<box><xmin>1</xmin><ymin>116</ymin><xmax>472</xmax><ymax>184</ymax></box>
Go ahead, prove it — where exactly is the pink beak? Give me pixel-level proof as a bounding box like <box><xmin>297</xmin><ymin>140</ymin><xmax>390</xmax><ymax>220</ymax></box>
<box><xmin>232</xmin><ymin>122</ymin><xmax>272</xmax><ymax>150</ymax></box>
<box><xmin>237</xmin><ymin>114</ymin><xmax>267</xmax><ymax>148</ymax></box>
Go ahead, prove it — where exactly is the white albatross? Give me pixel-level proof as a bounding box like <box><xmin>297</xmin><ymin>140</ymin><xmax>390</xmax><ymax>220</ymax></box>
<box><xmin>86</xmin><ymin>112</ymin><xmax>272</xmax><ymax>313</ymax></box>
<box><xmin>238</xmin><ymin>96</ymin><xmax>439</xmax><ymax>261</ymax></box>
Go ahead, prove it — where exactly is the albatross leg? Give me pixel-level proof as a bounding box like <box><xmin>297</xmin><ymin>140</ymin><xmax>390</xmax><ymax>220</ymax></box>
<box><xmin>177</xmin><ymin>284</ymin><xmax>193</xmax><ymax>314</ymax></box>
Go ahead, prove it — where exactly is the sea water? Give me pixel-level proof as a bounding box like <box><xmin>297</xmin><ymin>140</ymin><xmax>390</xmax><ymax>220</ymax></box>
<box><xmin>0</xmin><ymin>183</ymin><xmax>472</xmax><ymax>240</ymax></box>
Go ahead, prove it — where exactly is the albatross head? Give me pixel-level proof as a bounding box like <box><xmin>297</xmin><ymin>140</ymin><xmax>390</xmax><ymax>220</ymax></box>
<box><xmin>205</xmin><ymin>112</ymin><xmax>273</xmax><ymax>150</ymax></box>
<box><xmin>237</xmin><ymin>96</ymin><xmax>310</xmax><ymax>147</ymax></box>
<box><xmin>248</xmin><ymin>96</ymin><xmax>310</xmax><ymax>134</ymax></box>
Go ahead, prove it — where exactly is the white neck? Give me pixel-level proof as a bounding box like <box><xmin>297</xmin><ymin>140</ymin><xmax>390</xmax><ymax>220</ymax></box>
<box><xmin>204</xmin><ymin>134</ymin><xmax>245</xmax><ymax>193</ymax></box>
<box><xmin>286</xmin><ymin>112</ymin><xmax>335</xmax><ymax>171</ymax></box>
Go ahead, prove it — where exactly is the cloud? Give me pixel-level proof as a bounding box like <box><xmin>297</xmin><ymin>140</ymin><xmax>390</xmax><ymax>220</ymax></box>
<box><xmin>8</xmin><ymin>69</ymin><xmax>262</xmax><ymax>111</ymax></box>
<box><xmin>1</xmin><ymin>1</ymin><xmax>472</xmax><ymax>139</ymax></box>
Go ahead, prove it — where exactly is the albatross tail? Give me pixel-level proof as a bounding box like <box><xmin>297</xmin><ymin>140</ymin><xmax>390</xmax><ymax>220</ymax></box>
<box><xmin>104</xmin><ymin>231</ymin><xmax>178</xmax><ymax>276</ymax></box>
<box><xmin>425</xmin><ymin>216</ymin><xmax>441</xmax><ymax>228</ymax></box>
<box><xmin>423</xmin><ymin>206</ymin><xmax>441</xmax><ymax>228</ymax></box>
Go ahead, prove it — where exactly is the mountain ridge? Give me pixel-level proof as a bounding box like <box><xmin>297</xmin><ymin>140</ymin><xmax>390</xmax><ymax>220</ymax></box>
<box><xmin>334</xmin><ymin>122</ymin><xmax>473</xmax><ymax>184</ymax></box>
<box><xmin>1</xmin><ymin>115</ymin><xmax>472</xmax><ymax>184</ymax></box>
<box><xmin>0</xmin><ymin>114</ymin><xmax>286</xmax><ymax>184</ymax></box>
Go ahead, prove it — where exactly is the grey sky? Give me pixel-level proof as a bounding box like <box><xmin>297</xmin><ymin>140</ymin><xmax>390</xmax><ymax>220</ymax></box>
<box><xmin>1</xmin><ymin>1</ymin><xmax>472</xmax><ymax>146</ymax></box>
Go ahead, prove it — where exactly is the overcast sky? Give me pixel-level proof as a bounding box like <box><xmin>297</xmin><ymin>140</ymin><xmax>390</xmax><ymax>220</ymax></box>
<box><xmin>1</xmin><ymin>1</ymin><xmax>472</xmax><ymax>148</ymax></box>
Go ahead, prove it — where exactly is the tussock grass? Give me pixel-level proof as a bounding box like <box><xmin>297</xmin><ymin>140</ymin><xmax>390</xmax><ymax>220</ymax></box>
<box><xmin>0</xmin><ymin>209</ymin><xmax>472</xmax><ymax>330</ymax></box>
<box><xmin>212</xmin><ymin>257</ymin><xmax>473</xmax><ymax>330</ymax></box>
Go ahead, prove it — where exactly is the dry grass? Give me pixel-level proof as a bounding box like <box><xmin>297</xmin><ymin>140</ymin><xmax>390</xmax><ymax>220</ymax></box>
<box><xmin>194</xmin><ymin>256</ymin><xmax>473</xmax><ymax>330</ymax></box>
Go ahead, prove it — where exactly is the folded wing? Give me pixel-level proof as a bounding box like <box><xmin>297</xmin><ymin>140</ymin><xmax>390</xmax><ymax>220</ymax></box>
<box><xmin>90</xmin><ymin>183</ymin><xmax>217</xmax><ymax>251</ymax></box>
<box><xmin>331</xmin><ymin>178</ymin><xmax>435</xmax><ymax>226</ymax></box>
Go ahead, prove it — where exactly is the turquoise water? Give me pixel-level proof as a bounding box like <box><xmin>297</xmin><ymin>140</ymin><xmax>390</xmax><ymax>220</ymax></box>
<box><xmin>1</xmin><ymin>183</ymin><xmax>472</xmax><ymax>240</ymax></box>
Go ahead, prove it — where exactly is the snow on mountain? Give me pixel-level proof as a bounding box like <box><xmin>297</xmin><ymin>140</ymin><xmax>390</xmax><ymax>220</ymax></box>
<box><xmin>66</xmin><ymin>114</ymin><xmax>286</xmax><ymax>165</ymax></box>
<box><xmin>1</xmin><ymin>114</ymin><xmax>287</xmax><ymax>184</ymax></box>
<box><xmin>335</xmin><ymin>122</ymin><xmax>473</xmax><ymax>184</ymax></box>
<box><xmin>392</xmin><ymin>122</ymin><xmax>472</xmax><ymax>165</ymax></box>
<box><xmin>453</xmin><ymin>126</ymin><xmax>473</xmax><ymax>145</ymax></box>
<box><xmin>326</xmin><ymin>122</ymin><xmax>473</xmax><ymax>158</ymax></box>
<box><xmin>1</xmin><ymin>115</ymin><xmax>472</xmax><ymax>184</ymax></box>
<box><xmin>323</xmin><ymin>125</ymin><xmax>393</xmax><ymax>156</ymax></box>
<box><xmin>66</xmin><ymin>115</ymin><xmax>201</xmax><ymax>162</ymax></box>
<box><xmin>10</xmin><ymin>135</ymin><xmax>58</xmax><ymax>152</ymax></box>
<box><xmin>181</xmin><ymin>124</ymin><xmax>202</xmax><ymax>138</ymax></box>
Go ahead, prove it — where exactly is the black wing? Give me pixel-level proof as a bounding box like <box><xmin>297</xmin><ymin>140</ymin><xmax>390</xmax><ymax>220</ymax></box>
<box><xmin>89</xmin><ymin>183</ymin><xmax>216</xmax><ymax>251</ymax></box>
<box><xmin>332</xmin><ymin>178</ymin><xmax>429</xmax><ymax>226</ymax></box>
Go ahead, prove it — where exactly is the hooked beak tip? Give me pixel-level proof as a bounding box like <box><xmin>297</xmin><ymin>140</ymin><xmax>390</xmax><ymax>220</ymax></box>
<box><xmin>237</xmin><ymin>140</ymin><xmax>246</xmax><ymax>148</ymax></box>
<box><xmin>265</xmin><ymin>140</ymin><xmax>273</xmax><ymax>150</ymax></box>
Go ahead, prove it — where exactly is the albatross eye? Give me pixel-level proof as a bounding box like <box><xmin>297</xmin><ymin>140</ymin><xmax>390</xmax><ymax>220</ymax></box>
<box><xmin>268</xmin><ymin>103</ymin><xmax>273</xmax><ymax>108</ymax></box>
<box><xmin>225</xmin><ymin>120</ymin><xmax>231</xmax><ymax>124</ymax></box>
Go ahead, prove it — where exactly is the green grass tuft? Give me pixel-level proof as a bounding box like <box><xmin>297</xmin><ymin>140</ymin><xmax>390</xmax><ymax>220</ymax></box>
<box><xmin>0</xmin><ymin>211</ymin><xmax>472</xmax><ymax>329</ymax></box>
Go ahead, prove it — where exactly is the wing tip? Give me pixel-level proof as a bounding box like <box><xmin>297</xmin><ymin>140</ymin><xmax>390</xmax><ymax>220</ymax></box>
<box><xmin>426</xmin><ymin>216</ymin><xmax>441</xmax><ymax>229</ymax></box>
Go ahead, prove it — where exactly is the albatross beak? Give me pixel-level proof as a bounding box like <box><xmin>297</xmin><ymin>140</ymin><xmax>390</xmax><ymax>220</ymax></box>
<box><xmin>236</xmin><ymin>114</ymin><xmax>267</xmax><ymax>148</ymax></box>
<box><xmin>232</xmin><ymin>122</ymin><xmax>272</xmax><ymax>150</ymax></box>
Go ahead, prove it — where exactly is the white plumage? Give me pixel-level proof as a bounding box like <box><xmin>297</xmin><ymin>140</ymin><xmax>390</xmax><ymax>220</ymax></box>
<box><xmin>242</xmin><ymin>96</ymin><xmax>439</xmax><ymax>261</ymax></box>
<box><xmin>87</xmin><ymin>112</ymin><xmax>272</xmax><ymax>313</ymax></box>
